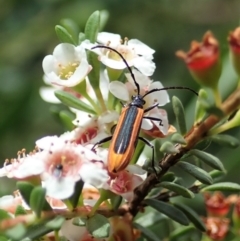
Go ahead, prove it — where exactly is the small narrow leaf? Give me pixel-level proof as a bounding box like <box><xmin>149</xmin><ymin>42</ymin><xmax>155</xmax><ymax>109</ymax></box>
<box><xmin>159</xmin><ymin>182</ymin><xmax>195</xmax><ymax>198</ymax></box>
<box><xmin>60</xmin><ymin>18</ymin><xmax>79</xmax><ymax>44</ymax></box>
<box><xmin>0</xmin><ymin>209</ymin><xmax>12</xmax><ymax>220</ymax></box>
<box><xmin>201</xmin><ymin>182</ymin><xmax>240</xmax><ymax>192</ymax></box>
<box><xmin>59</xmin><ymin>110</ymin><xmax>75</xmax><ymax>130</ymax></box>
<box><xmin>72</xmin><ymin>217</ymin><xmax>87</xmax><ymax>226</ymax></box>
<box><xmin>144</xmin><ymin>199</ymin><xmax>189</xmax><ymax>225</ymax></box>
<box><xmin>86</xmin><ymin>214</ymin><xmax>110</xmax><ymax>238</ymax></box>
<box><xmin>209</xmin><ymin>170</ymin><xmax>225</xmax><ymax>180</ymax></box>
<box><xmin>110</xmin><ymin>195</ymin><xmax>122</xmax><ymax>211</ymax></box>
<box><xmin>159</xmin><ymin>172</ymin><xmax>175</xmax><ymax>182</ymax></box>
<box><xmin>79</xmin><ymin>32</ymin><xmax>86</xmax><ymax>44</ymax></box>
<box><xmin>68</xmin><ymin>179</ymin><xmax>84</xmax><ymax>209</ymax></box>
<box><xmin>133</xmin><ymin>223</ymin><xmax>161</xmax><ymax>241</ymax></box>
<box><xmin>205</xmin><ymin>105</ymin><xmax>224</xmax><ymax>117</ymax></box>
<box><xmin>55</xmin><ymin>25</ymin><xmax>76</xmax><ymax>45</ymax></box>
<box><xmin>160</xmin><ymin>142</ymin><xmax>179</xmax><ymax>154</ymax></box>
<box><xmin>30</xmin><ymin>187</ymin><xmax>46</xmax><ymax>218</ymax></box>
<box><xmin>5</xmin><ymin>223</ymin><xmax>26</xmax><ymax>240</ymax></box>
<box><xmin>169</xmin><ymin>226</ymin><xmax>195</xmax><ymax>241</ymax></box>
<box><xmin>171</xmin><ymin>133</ymin><xmax>187</xmax><ymax>144</ymax></box>
<box><xmin>210</xmin><ymin>134</ymin><xmax>240</xmax><ymax>148</ymax></box>
<box><xmin>55</xmin><ymin>90</ymin><xmax>96</xmax><ymax>115</ymax></box>
<box><xmin>189</xmin><ymin>149</ymin><xmax>225</xmax><ymax>172</ymax></box>
<box><xmin>195</xmin><ymin>89</ymin><xmax>208</xmax><ymax>123</ymax></box>
<box><xmin>46</xmin><ymin>216</ymin><xmax>65</xmax><ymax>230</ymax></box>
<box><xmin>173</xmin><ymin>203</ymin><xmax>206</xmax><ymax>232</ymax></box>
<box><xmin>172</xmin><ymin>96</ymin><xmax>187</xmax><ymax>135</ymax></box>
<box><xmin>15</xmin><ymin>205</ymin><xmax>27</xmax><ymax>216</ymax></box>
<box><xmin>177</xmin><ymin>161</ymin><xmax>213</xmax><ymax>185</ymax></box>
<box><xmin>84</xmin><ymin>10</ymin><xmax>100</xmax><ymax>43</ymax></box>
<box><xmin>16</xmin><ymin>181</ymin><xmax>34</xmax><ymax>206</ymax></box>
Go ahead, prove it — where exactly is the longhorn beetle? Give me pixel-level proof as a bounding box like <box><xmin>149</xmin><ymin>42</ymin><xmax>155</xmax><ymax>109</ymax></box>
<box><xmin>91</xmin><ymin>45</ymin><xmax>198</xmax><ymax>175</ymax></box>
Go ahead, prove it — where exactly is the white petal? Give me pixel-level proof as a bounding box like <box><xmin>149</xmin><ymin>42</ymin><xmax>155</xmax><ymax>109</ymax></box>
<box><xmin>100</xmin><ymin>55</ymin><xmax>134</xmax><ymax>69</ymax></box>
<box><xmin>53</xmin><ymin>43</ymin><xmax>78</xmax><ymax>65</ymax></box>
<box><xmin>45</xmin><ymin>176</ymin><xmax>75</xmax><ymax>199</ymax></box>
<box><xmin>149</xmin><ymin>81</ymin><xmax>170</xmax><ymax>106</ymax></box>
<box><xmin>109</xmin><ymin>81</ymin><xmax>130</xmax><ymax>101</ymax></box>
<box><xmin>97</xmin><ymin>32</ymin><xmax>121</xmax><ymax>47</ymax></box>
<box><xmin>128</xmin><ymin>39</ymin><xmax>155</xmax><ymax>56</ymax></box>
<box><xmin>133</xmin><ymin>56</ymin><xmax>156</xmax><ymax>76</ymax></box>
<box><xmin>42</xmin><ymin>55</ymin><xmax>55</xmax><ymax>74</ymax></box>
<box><xmin>39</xmin><ymin>87</ymin><xmax>61</xmax><ymax>104</ymax></box>
<box><xmin>141</xmin><ymin>118</ymin><xmax>153</xmax><ymax>130</ymax></box>
<box><xmin>79</xmin><ymin>163</ymin><xmax>109</xmax><ymax>188</ymax></box>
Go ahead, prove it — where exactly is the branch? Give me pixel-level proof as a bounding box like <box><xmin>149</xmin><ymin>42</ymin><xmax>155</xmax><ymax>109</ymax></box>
<box><xmin>128</xmin><ymin>87</ymin><xmax>240</xmax><ymax>217</ymax></box>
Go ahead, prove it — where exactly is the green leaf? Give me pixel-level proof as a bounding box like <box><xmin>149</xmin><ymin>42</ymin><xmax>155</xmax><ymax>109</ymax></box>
<box><xmin>87</xmin><ymin>51</ymin><xmax>101</xmax><ymax>89</ymax></box>
<box><xmin>169</xmin><ymin>226</ymin><xmax>195</xmax><ymax>241</ymax></box>
<box><xmin>60</xmin><ymin>18</ymin><xmax>79</xmax><ymax>44</ymax></box>
<box><xmin>209</xmin><ymin>170</ymin><xmax>225</xmax><ymax>180</ymax></box>
<box><xmin>0</xmin><ymin>235</ymin><xmax>8</xmax><ymax>241</ymax></box>
<box><xmin>84</xmin><ymin>10</ymin><xmax>100</xmax><ymax>43</ymax></box>
<box><xmin>144</xmin><ymin>199</ymin><xmax>189</xmax><ymax>225</ymax></box>
<box><xmin>16</xmin><ymin>181</ymin><xmax>34</xmax><ymax>206</ymax></box>
<box><xmin>201</xmin><ymin>182</ymin><xmax>240</xmax><ymax>192</ymax></box>
<box><xmin>99</xmin><ymin>10</ymin><xmax>109</xmax><ymax>31</ymax></box>
<box><xmin>177</xmin><ymin>161</ymin><xmax>213</xmax><ymax>185</ymax></box>
<box><xmin>210</xmin><ymin>134</ymin><xmax>240</xmax><ymax>148</ymax></box>
<box><xmin>59</xmin><ymin>110</ymin><xmax>75</xmax><ymax>130</ymax></box>
<box><xmin>46</xmin><ymin>216</ymin><xmax>65</xmax><ymax>230</ymax></box>
<box><xmin>205</xmin><ymin>105</ymin><xmax>224</xmax><ymax>118</ymax></box>
<box><xmin>110</xmin><ymin>194</ymin><xmax>122</xmax><ymax>211</ymax></box>
<box><xmin>86</xmin><ymin>214</ymin><xmax>110</xmax><ymax>238</ymax></box>
<box><xmin>172</xmin><ymin>96</ymin><xmax>187</xmax><ymax>135</ymax></box>
<box><xmin>55</xmin><ymin>90</ymin><xmax>96</xmax><ymax>115</ymax></box>
<box><xmin>15</xmin><ymin>205</ymin><xmax>27</xmax><ymax>216</ymax></box>
<box><xmin>55</xmin><ymin>25</ymin><xmax>77</xmax><ymax>45</ymax></box>
<box><xmin>171</xmin><ymin>133</ymin><xmax>187</xmax><ymax>144</ymax></box>
<box><xmin>159</xmin><ymin>182</ymin><xmax>195</xmax><ymax>198</ymax></box>
<box><xmin>79</xmin><ymin>32</ymin><xmax>86</xmax><ymax>44</ymax></box>
<box><xmin>72</xmin><ymin>217</ymin><xmax>87</xmax><ymax>226</ymax></box>
<box><xmin>5</xmin><ymin>223</ymin><xmax>26</xmax><ymax>241</ymax></box>
<box><xmin>68</xmin><ymin>179</ymin><xmax>84</xmax><ymax>209</ymax></box>
<box><xmin>189</xmin><ymin>149</ymin><xmax>225</xmax><ymax>172</ymax></box>
<box><xmin>173</xmin><ymin>203</ymin><xmax>206</xmax><ymax>232</ymax></box>
<box><xmin>133</xmin><ymin>223</ymin><xmax>161</xmax><ymax>241</ymax></box>
<box><xmin>195</xmin><ymin>89</ymin><xmax>208</xmax><ymax>123</ymax></box>
<box><xmin>160</xmin><ymin>142</ymin><xmax>179</xmax><ymax>154</ymax></box>
<box><xmin>159</xmin><ymin>172</ymin><xmax>175</xmax><ymax>182</ymax></box>
<box><xmin>0</xmin><ymin>209</ymin><xmax>12</xmax><ymax>220</ymax></box>
<box><xmin>29</xmin><ymin>186</ymin><xmax>46</xmax><ymax>218</ymax></box>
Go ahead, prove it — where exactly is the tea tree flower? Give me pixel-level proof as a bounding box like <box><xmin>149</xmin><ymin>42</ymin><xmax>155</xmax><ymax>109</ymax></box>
<box><xmin>42</xmin><ymin>43</ymin><xmax>92</xmax><ymax>87</ymax></box>
<box><xmin>84</xmin><ymin>32</ymin><xmax>156</xmax><ymax>76</ymax></box>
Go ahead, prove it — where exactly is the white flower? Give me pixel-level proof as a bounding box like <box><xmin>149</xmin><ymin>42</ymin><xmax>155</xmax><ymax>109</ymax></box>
<box><xmin>38</xmin><ymin>139</ymin><xmax>108</xmax><ymax>199</ymax></box>
<box><xmin>109</xmin><ymin>69</ymin><xmax>170</xmax><ymax>134</ymax></box>
<box><xmin>0</xmin><ymin>151</ymin><xmax>45</xmax><ymax>179</ymax></box>
<box><xmin>83</xmin><ymin>32</ymin><xmax>156</xmax><ymax>76</ymax></box>
<box><xmin>42</xmin><ymin>43</ymin><xmax>92</xmax><ymax>87</ymax></box>
<box><xmin>61</xmin><ymin>110</ymin><xmax>119</xmax><ymax>145</ymax></box>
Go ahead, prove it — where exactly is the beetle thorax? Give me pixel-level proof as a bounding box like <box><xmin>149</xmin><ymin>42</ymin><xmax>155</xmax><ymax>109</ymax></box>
<box><xmin>130</xmin><ymin>95</ymin><xmax>146</xmax><ymax>108</ymax></box>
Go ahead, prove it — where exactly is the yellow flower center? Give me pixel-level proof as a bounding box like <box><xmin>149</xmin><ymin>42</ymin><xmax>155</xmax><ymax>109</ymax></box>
<box><xmin>58</xmin><ymin>61</ymin><xmax>80</xmax><ymax>80</ymax></box>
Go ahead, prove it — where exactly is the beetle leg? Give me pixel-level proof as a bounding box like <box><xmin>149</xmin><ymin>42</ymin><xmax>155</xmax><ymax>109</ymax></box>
<box><xmin>144</xmin><ymin>103</ymin><xmax>159</xmax><ymax>113</ymax></box>
<box><xmin>138</xmin><ymin>136</ymin><xmax>158</xmax><ymax>177</ymax></box>
<box><xmin>91</xmin><ymin>136</ymin><xmax>112</xmax><ymax>151</ymax></box>
<box><xmin>143</xmin><ymin>116</ymin><xmax>163</xmax><ymax>126</ymax></box>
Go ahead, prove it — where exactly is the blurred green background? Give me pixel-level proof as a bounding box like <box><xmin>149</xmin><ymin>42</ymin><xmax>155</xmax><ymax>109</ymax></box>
<box><xmin>0</xmin><ymin>0</ymin><xmax>240</xmax><ymax>194</ymax></box>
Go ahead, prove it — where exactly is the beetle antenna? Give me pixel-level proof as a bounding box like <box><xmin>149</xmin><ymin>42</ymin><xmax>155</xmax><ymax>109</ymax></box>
<box><xmin>91</xmin><ymin>45</ymin><xmax>140</xmax><ymax>95</ymax></box>
<box><xmin>142</xmin><ymin>86</ymin><xmax>198</xmax><ymax>98</ymax></box>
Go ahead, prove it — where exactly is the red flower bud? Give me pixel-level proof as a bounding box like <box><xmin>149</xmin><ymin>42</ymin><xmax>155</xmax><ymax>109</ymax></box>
<box><xmin>204</xmin><ymin>192</ymin><xmax>230</xmax><ymax>217</ymax></box>
<box><xmin>203</xmin><ymin>217</ymin><xmax>230</xmax><ymax>241</ymax></box>
<box><xmin>228</xmin><ymin>27</ymin><xmax>240</xmax><ymax>77</ymax></box>
<box><xmin>176</xmin><ymin>31</ymin><xmax>221</xmax><ymax>89</ymax></box>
